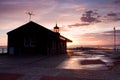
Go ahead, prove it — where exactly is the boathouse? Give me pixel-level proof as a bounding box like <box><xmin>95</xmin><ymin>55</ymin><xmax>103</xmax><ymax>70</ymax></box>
<box><xmin>7</xmin><ymin>21</ymin><xmax>72</xmax><ymax>56</ymax></box>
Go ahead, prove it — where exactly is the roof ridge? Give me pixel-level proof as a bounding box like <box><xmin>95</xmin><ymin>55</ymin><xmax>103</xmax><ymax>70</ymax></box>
<box><xmin>7</xmin><ymin>21</ymin><xmax>54</xmax><ymax>34</ymax></box>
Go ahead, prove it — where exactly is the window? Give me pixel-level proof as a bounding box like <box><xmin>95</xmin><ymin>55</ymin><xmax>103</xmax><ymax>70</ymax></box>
<box><xmin>24</xmin><ymin>37</ymin><xmax>36</xmax><ymax>47</ymax></box>
<box><xmin>30</xmin><ymin>38</ymin><xmax>36</xmax><ymax>47</ymax></box>
<box><xmin>24</xmin><ymin>37</ymin><xmax>30</xmax><ymax>47</ymax></box>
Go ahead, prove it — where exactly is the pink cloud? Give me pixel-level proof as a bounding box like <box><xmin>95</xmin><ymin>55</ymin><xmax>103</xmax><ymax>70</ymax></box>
<box><xmin>74</xmin><ymin>5</ymin><xmax>86</xmax><ymax>11</ymax></box>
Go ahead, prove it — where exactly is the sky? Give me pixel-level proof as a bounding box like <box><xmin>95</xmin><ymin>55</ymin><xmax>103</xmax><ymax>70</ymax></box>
<box><xmin>0</xmin><ymin>0</ymin><xmax>120</xmax><ymax>47</ymax></box>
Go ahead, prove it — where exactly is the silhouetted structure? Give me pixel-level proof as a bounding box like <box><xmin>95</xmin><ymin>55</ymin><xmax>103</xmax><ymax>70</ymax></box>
<box><xmin>113</xmin><ymin>27</ymin><xmax>116</xmax><ymax>51</ymax></box>
<box><xmin>7</xmin><ymin>21</ymin><xmax>72</xmax><ymax>56</ymax></box>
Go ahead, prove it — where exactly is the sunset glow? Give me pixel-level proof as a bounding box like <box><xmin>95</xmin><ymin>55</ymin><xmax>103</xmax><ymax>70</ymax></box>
<box><xmin>0</xmin><ymin>0</ymin><xmax>120</xmax><ymax>47</ymax></box>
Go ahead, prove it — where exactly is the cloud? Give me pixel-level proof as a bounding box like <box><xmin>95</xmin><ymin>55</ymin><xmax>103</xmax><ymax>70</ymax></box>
<box><xmin>80</xmin><ymin>30</ymin><xmax>120</xmax><ymax>45</ymax></box>
<box><xmin>0</xmin><ymin>0</ymin><xmax>58</xmax><ymax>20</ymax></box>
<box><xmin>59</xmin><ymin>13</ymin><xmax>71</xmax><ymax>17</ymax></box>
<box><xmin>69</xmin><ymin>10</ymin><xmax>120</xmax><ymax>28</ymax></box>
<box><xmin>74</xmin><ymin>5</ymin><xmax>86</xmax><ymax>11</ymax></box>
<box><xmin>67</xmin><ymin>10</ymin><xmax>101</xmax><ymax>28</ymax></box>
<box><xmin>60</xmin><ymin>25</ymin><xmax>69</xmax><ymax>32</ymax></box>
<box><xmin>113</xmin><ymin>0</ymin><xmax>120</xmax><ymax>6</ymax></box>
<box><xmin>80</xmin><ymin>10</ymin><xmax>101</xmax><ymax>23</ymax></box>
<box><xmin>68</xmin><ymin>23</ymin><xmax>89</xmax><ymax>28</ymax></box>
<box><xmin>107</xmin><ymin>13</ymin><xmax>117</xmax><ymax>16</ymax></box>
<box><xmin>103</xmin><ymin>29</ymin><xmax>120</xmax><ymax>35</ymax></box>
<box><xmin>0</xmin><ymin>0</ymin><xmax>57</xmax><ymax>13</ymax></box>
<box><xmin>104</xmin><ymin>12</ymin><xmax>120</xmax><ymax>22</ymax></box>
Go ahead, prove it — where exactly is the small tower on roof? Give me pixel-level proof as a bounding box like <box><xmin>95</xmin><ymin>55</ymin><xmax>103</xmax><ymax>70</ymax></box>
<box><xmin>54</xmin><ymin>23</ymin><xmax>59</xmax><ymax>33</ymax></box>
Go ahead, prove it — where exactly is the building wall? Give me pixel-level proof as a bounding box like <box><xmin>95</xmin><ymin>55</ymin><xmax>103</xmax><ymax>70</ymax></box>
<box><xmin>7</xmin><ymin>30</ymin><xmax>67</xmax><ymax>56</ymax></box>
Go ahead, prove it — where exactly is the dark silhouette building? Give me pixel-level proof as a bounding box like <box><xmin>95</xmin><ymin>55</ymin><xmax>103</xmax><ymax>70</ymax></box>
<box><xmin>7</xmin><ymin>21</ymin><xmax>72</xmax><ymax>56</ymax></box>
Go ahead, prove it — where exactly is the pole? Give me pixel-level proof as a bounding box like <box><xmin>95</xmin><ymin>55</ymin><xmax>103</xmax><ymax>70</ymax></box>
<box><xmin>114</xmin><ymin>27</ymin><xmax>116</xmax><ymax>52</ymax></box>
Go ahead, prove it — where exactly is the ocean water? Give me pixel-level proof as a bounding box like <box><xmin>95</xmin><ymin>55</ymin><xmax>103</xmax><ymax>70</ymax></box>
<box><xmin>98</xmin><ymin>45</ymin><xmax>120</xmax><ymax>50</ymax></box>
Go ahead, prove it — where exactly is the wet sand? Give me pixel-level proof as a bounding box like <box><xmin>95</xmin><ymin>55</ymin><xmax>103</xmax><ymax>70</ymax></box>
<box><xmin>0</xmin><ymin>50</ymin><xmax>120</xmax><ymax>80</ymax></box>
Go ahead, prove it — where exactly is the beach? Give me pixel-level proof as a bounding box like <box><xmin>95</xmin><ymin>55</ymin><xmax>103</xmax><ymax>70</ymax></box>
<box><xmin>0</xmin><ymin>50</ymin><xmax>120</xmax><ymax>80</ymax></box>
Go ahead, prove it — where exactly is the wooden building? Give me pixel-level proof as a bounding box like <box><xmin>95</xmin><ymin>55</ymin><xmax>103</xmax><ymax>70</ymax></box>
<box><xmin>7</xmin><ymin>21</ymin><xmax>72</xmax><ymax>56</ymax></box>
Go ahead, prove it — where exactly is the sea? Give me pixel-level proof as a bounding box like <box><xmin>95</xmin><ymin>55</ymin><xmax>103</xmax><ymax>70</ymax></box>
<box><xmin>95</xmin><ymin>45</ymin><xmax>120</xmax><ymax>50</ymax></box>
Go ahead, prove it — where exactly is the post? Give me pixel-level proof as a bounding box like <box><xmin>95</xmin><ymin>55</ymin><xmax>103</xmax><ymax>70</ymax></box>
<box><xmin>113</xmin><ymin>27</ymin><xmax>116</xmax><ymax>53</ymax></box>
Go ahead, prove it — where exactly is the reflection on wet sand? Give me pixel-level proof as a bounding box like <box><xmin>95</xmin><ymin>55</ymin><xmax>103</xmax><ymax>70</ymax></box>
<box><xmin>57</xmin><ymin>50</ymin><xmax>114</xmax><ymax>70</ymax></box>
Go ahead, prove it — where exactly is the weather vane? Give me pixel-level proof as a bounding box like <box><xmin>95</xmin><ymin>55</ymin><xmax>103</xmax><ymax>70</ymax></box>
<box><xmin>26</xmin><ymin>12</ymin><xmax>34</xmax><ymax>21</ymax></box>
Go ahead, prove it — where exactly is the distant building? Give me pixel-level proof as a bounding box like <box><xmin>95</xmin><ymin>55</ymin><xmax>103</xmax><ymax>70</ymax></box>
<box><xmin>7</xmin><ymin>21</ymin><xmax>72</xmax><ymax>56</ymax></box>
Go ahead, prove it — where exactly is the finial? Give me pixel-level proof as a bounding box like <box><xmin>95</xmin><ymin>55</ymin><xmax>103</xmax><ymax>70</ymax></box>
<box><xmin>55</xmin><ymin>20</ymin><xmax>58</xmax><ymax>27</ymax></box>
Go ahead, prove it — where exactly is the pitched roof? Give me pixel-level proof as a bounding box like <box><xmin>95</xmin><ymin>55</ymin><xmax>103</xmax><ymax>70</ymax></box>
<box><xmin>7</xmin><ymin>21</ymin><xmax>72</xmax><ymax>42</ymax></box>
<box><xmin>60</xmin><ymin>35</ymin><xmax>72</xmax><ymax>42</ymax></box>
<box><xmin>7</xmin><ymin>21</ymin><xmax>53</xmax><ymax>34</ymax></box>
